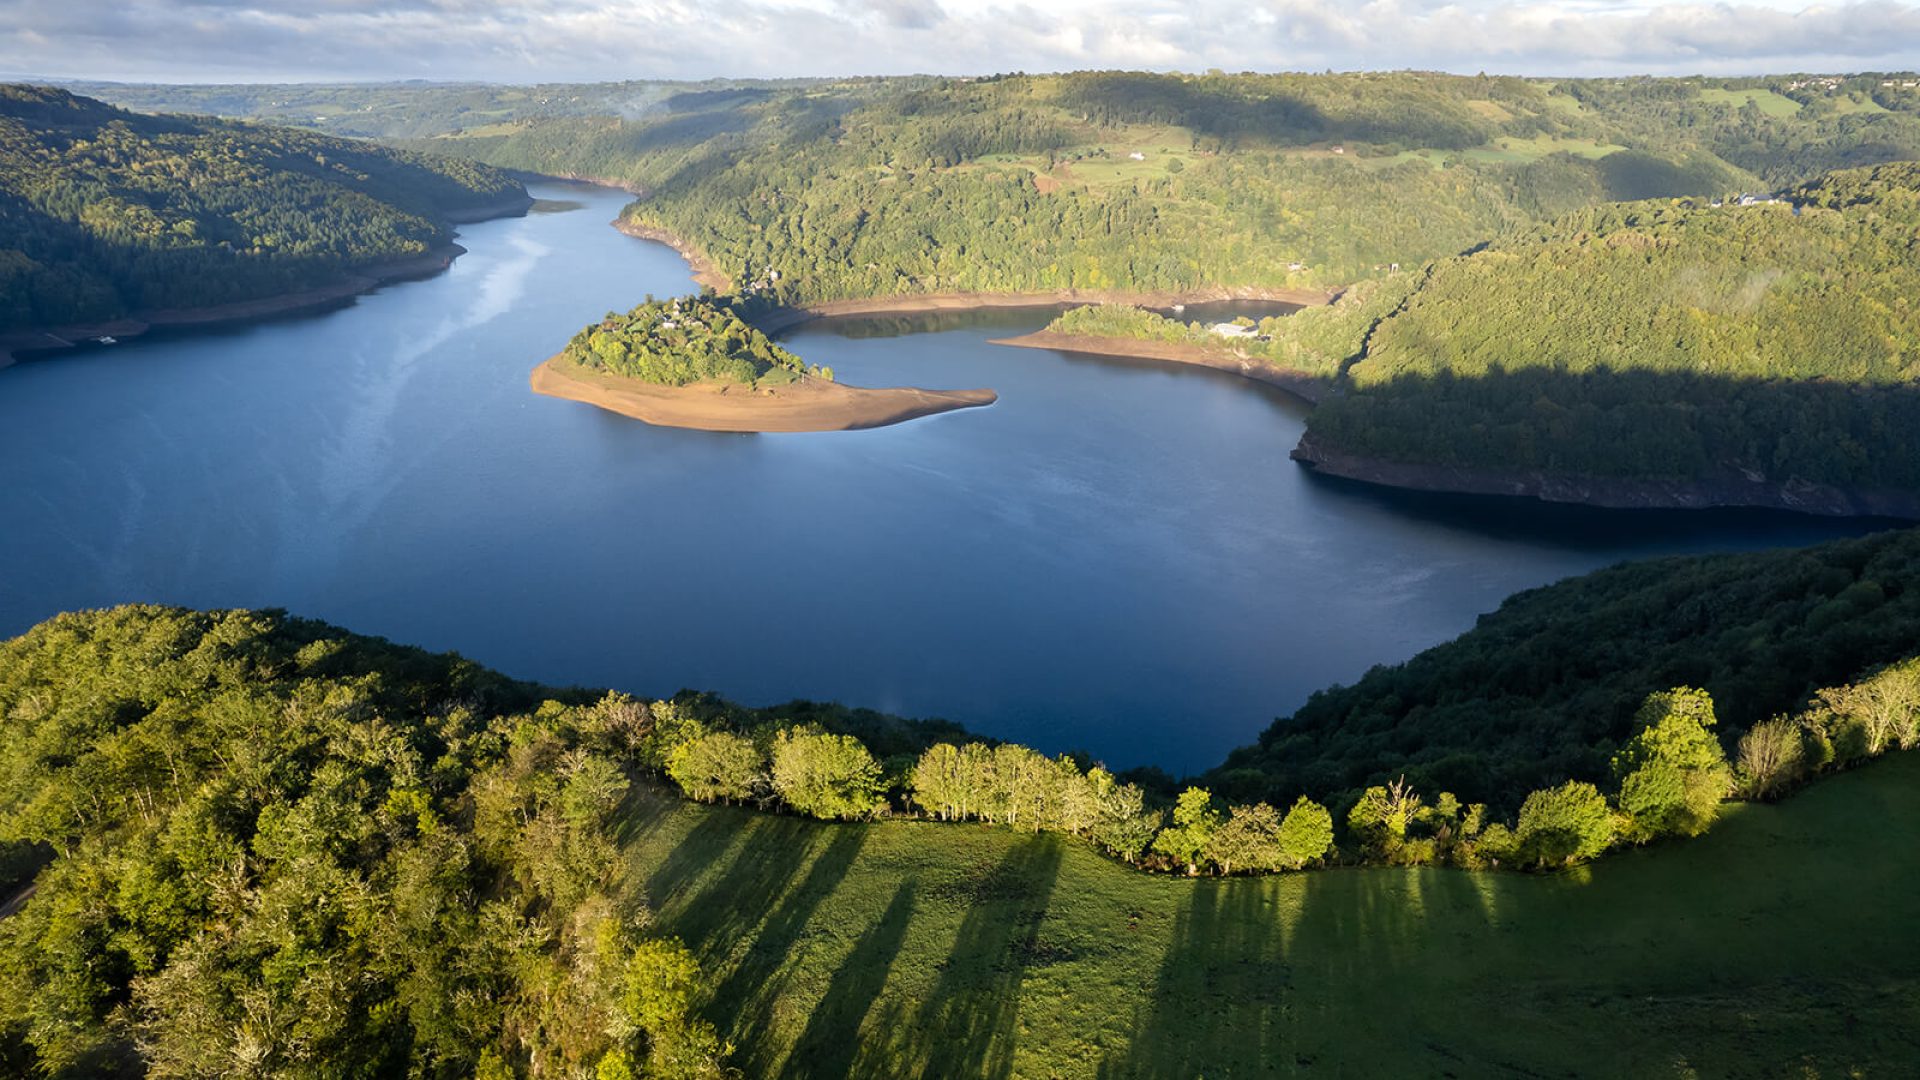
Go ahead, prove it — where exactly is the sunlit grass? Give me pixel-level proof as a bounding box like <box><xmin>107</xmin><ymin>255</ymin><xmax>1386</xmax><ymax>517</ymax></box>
<box><xmin>627</xmin><ymin>752</ymin><xmax>1920</xmax><ymax>1076</ymax></box>
<box><xmin>1700</xmin><ymin>87</ymin><xmax>1804</xmax><ymax>118</ymax></box>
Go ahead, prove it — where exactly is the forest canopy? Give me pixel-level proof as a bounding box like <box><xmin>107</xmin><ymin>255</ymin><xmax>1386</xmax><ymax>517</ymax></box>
<box><xmin>562</xmin><ymin>294</ymin><xmax>830</xmax><ymax>387</ymax></box>
<box><xmin>298</xmin><ymin>68</ymin><xmax>1920</xmax><ymax>304</ymax></box>
<box><xmin>0</xmin><ymin>85</ymin><xmax>527</xmax><ymax>333</ymax></box>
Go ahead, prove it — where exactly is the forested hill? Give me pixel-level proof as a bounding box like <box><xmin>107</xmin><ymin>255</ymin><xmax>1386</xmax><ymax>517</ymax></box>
<box><xmin>1289</xmin><ymin>161</ymin><xmax>1920</xmax><ymax>503</ymax></box>
<box><xmin>0</xmin><ymin>85</ymin><xmax>529</xmax><ymax>334</ymax></box>
<box><xmin>320</xmin><ymin>69</ymin><xmax>1920</xmax><ymax>303</ymax></box>
<box><xmin>1210</xmin><ymin>525</ymin><xmax>1920</xmax><ymax>816</ymax></box>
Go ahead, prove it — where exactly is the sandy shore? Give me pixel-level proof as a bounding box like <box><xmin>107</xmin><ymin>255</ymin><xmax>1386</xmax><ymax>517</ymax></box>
<box><xmin>755</xmin><ymin>286</ymin><xmax>1337</xmax><ymax>335</ymax></box>
<box><xmin>530</xmin><ymin>355</ymin><xmax>996</xmax><ymax>433</ymax></box>
<box><xmin>991</xmin><ymin>330</ymin><xmax>1332</xmax><ymax>404</ymax></box>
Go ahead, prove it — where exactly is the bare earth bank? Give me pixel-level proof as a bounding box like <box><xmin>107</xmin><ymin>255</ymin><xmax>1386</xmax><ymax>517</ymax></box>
<box><xmin>1291</xmin><ymin>431</ymin><xmax>1920</xmax><ymax>519</ymax></box>
<box><xmin>529</xmin><ymin>355</ymin><xmax>997</xmax><ymax>433</ymax></box>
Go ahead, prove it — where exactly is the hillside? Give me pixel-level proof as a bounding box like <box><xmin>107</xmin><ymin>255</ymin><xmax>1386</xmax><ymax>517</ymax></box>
<box><xmin>0</xmin><ymin>85</ymin><xmax>529</xmax><ymax>336</ymax></box>
<box><xmin>359</xmin><ymin>69</ymin><xmax>1920</xmax><ymax>303</ymax></box>
<box><xmin>1210</xmin><ymin>525</ymin><xmax>1920</xmax><ymax>814</ymax></box>
<box><xmin>1033</xmin><ymin>162</ymin><xmax>1920</xmax><ymax>513</ymax></box>
<box><xmin>1292</xmin><ymin>161</ymin><xmax>1920</xmax><ymax>508</ymax></box>
<box><xmin>4</xmin><ymin>589</ymin><xmax>1919</xmax><ymax>1076</ymax></box>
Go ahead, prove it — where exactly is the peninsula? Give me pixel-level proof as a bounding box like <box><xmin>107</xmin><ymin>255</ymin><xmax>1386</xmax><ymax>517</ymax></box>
<box><xmin>531</xmin><ymin>295</ymin><xmax>995</xmax><ymax>432</ymax></box>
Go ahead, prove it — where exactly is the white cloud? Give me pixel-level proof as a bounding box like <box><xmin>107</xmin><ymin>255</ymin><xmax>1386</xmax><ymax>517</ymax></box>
<box><xmin>2</xmin><ymin>0</ymin><xmax>1917</xmax><ymax>82</ymax></box>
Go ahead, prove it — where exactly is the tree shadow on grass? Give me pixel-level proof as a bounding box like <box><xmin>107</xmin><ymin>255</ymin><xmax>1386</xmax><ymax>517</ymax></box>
<box><xmin>1099</xmin><ymin>865</ymin><xmax>1501</xmax><ymax>1077</ymax></box>
<box><xmin>869</xmin><ymin>834</ymin><xmax>1066</xmax><ymax>1079</ymax></box>
<box><xmin>1095</xmin><ymin>876</ymin><xmax>1295</xmax><ymax>1079</ymax></box>
<box><xmin>703</xmin><ymin>824</ymin><xmax>869</xmax><ymax>1072</ymax></box>
<box><xmin>782</xmin><ymin>880</ymin><xmax>919</xmax><ymax>1080</ymax></box>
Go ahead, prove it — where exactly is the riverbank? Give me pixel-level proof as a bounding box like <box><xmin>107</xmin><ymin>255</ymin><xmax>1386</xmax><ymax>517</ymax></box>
<box><xmin>1291</xmin><ymin>431</ymin><xmax>1920</xmax><ymax>519</ymax></box>
<box><xmin>529</xmin><ymin>354</ymin><xmax>996</xmax><ymax>433</ymax></box>
<box><xmin>612</xmin><ymin>220</ymin><xmax>734</xmax><ymax>293</ymax></box>
<box><xmin>990</xmin><ymin>330</ymin><xmax>1332</xmax><ymax>404</ymax></box>
<box><xmin>1</xmin><ymin>192</ymin><xmax>534</xmax><ymax>369</ymax></box>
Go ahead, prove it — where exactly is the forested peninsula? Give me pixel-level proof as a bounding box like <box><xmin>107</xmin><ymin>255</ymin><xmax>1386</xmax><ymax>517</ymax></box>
<box><xmin>534</xmin><ymin>294</ymin><xmax>994</xmax><ymax>431</ymax></box>
<box><xmin>1022</xmin><ymin>162</ymin><xmax>1920</xmax><ymax>516</ymax></box>
<box><xmin>0</xmin><ymin>85</ymin><xmax>532</xmax><ymax>364</ymax></box>
<box><xmin>5</xmin><ymin>526</ymin><xmax>1920</xmax><ymax>1074</ymax></box>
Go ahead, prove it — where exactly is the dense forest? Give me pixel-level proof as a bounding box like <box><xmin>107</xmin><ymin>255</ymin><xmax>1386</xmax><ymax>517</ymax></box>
<box><xmin>6</xmin><ymin>525</ymin><xmax>1919</xmax><ymax>1075</ymax></box>
<box><xmin>1301</xmin><ymin>161</ymin><xmax>1920</xmax><ymax>495</ymax></box>
<box><xmin>1210</xmin><ymin>526</ymin><xmax>1920</xmax><ymax>817</ymax></box>
<box><xmin>562</xmin><ymin>295</ymin><xmax>831</xmax><ymax>386</ymax></box>
<box><xmin>0</xmin><ymin>85</ymin><xmax>527</xmax><ymax>333</ymax></box>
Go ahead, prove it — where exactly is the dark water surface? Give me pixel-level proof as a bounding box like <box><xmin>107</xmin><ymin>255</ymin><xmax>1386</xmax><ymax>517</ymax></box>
<box><xmin>0</xmin><ymin>182</ymin><xmax>1891</xmax><ymax>773</ymax></box>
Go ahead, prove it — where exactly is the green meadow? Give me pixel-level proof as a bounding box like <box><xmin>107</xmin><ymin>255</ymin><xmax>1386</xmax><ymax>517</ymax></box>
<box><xmin>1699</xmin><ymin>87</ymin><xmax>1805</xmax><ymax>118</ymax></box>
<box><xmin>632</xmin><ymin>752</ymin><xmax>1920</xmax><ymax>1077</ymax></box>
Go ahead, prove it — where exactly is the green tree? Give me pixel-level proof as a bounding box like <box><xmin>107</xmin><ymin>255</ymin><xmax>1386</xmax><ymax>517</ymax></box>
<box><xmin>1084</xmin><ymin>768</ymin><xmax>1161</xmax><ymax>864</ymax></box>
<box><xmin>770</xmin><ymin>730</ymin><xmax>885</xmax><ymax>820</ymax></box>
<box><xmin>1512</xmin><ymin>781</ymin><xmax>1614</xmax><ymax>868</ymax></box>
<box><xmin>1345</xmin><ymin>777</ymin><xmax>1424</xmax><ymax>863</ymax></box>
<box><xmin>1204</xmin><ymin>801</ymin><xmax>1287</xmax><ymax>875</ymax></box>
<box><xmin>1612</xmin><ymin>687</ymin><xmax>1733</xmax><ymax>842</ymax></box>
<box><xmin>1275</xmin><ymin>796</ymin><xmax>1335</xmax><ymax>869</ymax></box>
<box><xmin>1150</xmin><ymin>787</ymin><xmax>1220</xmax><ymax>875</ymax></box>
<box><xmin>666</xmin><ymin>730</ymin><xmax>764</xmax><ymax>804</ymax></box>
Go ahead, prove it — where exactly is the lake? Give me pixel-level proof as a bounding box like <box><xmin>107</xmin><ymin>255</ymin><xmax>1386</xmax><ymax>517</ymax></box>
<box><xmin>0</xmin><ymin>182</ymin><xmax>1891</xmax><ymax>773</ymax></box>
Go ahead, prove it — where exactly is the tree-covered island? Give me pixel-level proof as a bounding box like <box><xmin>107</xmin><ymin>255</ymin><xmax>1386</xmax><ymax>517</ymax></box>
<box><xmin>531</xmin><ymin>294</ymin><xmax>995</xmax><ymax>432</ymax></box>
<box><xmin>563</xmin><ymin>295</ymin><xmax>831</xmax><ymax>388</ymax></box>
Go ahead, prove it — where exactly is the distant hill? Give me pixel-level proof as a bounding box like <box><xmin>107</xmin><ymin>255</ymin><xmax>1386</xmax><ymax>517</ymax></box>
<box><xmin>0</xmin><ymin>85</ymin><xmax>528</xmax><ymax>334</ymax></box>
<box><xmin>1292</xmin><ymin>161</ymin><xmax>1920</xmax><ymax>506</ymax></box>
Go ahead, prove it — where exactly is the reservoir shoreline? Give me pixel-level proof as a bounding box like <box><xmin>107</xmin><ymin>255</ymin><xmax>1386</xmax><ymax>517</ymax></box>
<box><xmin>1291</xmin><ymin>431</ymin><xmax>1920</xmax><ymax>520</ymax></box>
<box><xmin>0</xmin><ymin>192</ymin><xmax>534</xmax><ymax>369</ymax></box>
<box><xmin>989</xmin><ymin>330</ymin><xmax>1331</xmax><ymax>404</ymax></box>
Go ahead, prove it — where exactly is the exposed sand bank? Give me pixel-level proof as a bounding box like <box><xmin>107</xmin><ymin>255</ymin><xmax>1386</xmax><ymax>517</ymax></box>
<box><xmin>755</xmin><ymin>285</ymin><xmax>1336</xmax><ymax>334</ymax></box>
<box><xmin>530</xmin><ymin>355</ymin><xmax>996</xmax><ymax>433</ymax></box>
<box><xmin>991</xmin><ymin>330</ymin><xmax>1331</xmax><ymax>404</ymax></box>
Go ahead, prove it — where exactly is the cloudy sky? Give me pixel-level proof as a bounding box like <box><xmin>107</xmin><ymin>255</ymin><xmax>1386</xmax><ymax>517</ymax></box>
<box><xmin>4</xmin><ymin>0</ymin><xmax>1919</xmax><ymax>84</ymax></box>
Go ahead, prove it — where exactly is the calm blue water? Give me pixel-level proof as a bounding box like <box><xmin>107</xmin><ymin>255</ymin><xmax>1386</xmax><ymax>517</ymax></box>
<box><xmin>0</xmin><ymin>182</ymin><xmax>1891</xmax><ymax>773</ymax></box>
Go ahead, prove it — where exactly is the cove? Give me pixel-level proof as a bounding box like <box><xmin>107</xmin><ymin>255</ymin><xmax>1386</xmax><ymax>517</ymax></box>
<box><xmin>0</xmin><ymin>181</ymin><xmax>1892</xmax><ymax>774</ymax></box>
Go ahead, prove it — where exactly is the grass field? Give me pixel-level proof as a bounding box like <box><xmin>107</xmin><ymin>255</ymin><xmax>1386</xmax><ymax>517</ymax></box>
<box><xmin>1828</xmin><ymin>93</ymin><xmax>1891</xmax><ymax>115</ymax></box>
<box><xmin>627</xmin><ymin>752</ymin><xmax>1920</xmax><ymax>1077</ymax></box>
<box><xmin>1699</xmin><ymin>88</ymin><xmax>1804</xmax><ymax>118</ymax></box>
<box><xmin>1351</xmin><ymin>135</ymin><xmax>1625</xmax><ymax>172</ymax></box>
